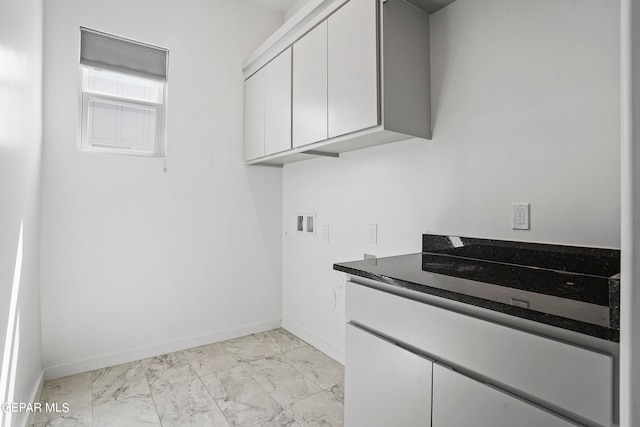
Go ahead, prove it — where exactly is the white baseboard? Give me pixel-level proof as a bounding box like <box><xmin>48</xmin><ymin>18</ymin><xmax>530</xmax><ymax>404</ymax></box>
<box><xmin>24</xmin><ymin>370</ymin><xmax>44</xmax><ymax>427</ymax></box>
<box><xmin>43</xmin><ymin>319</ymin><xmax>282</xmax><ymax>380</ymax></box>
<box><xmin>282</xmin><ymin>319</ymin><xmax>344</xmax><ymax>365</ymax></box>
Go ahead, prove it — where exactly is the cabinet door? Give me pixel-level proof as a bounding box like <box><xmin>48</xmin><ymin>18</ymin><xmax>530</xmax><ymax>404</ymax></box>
<box><xmin>293</xmin><ymin>21</ymin><xmax>328</xmax><ymax>148</ymax></box>
<box><xmin>264</xmin><ymin>47</ymin><xmax>292</xmax><ymax>156</ymax></box>
<box><xmin>345</xmin><ymin>323</ymin><xmax>432</xmax><ymax>427</ymax></box>
<box><xmin>244</xmin><ymin>69</ymin><xmax>265</xmax><ymax>161</ymax></box>
<box><xmin>432</xmin><ymin>364</ymin><xmax>578</xmax><ymax>427</ymax></box>
<box><xmin>328</xmin><ymin>0</ymin><xmax>379</xmax><ymax>138</ymax></box>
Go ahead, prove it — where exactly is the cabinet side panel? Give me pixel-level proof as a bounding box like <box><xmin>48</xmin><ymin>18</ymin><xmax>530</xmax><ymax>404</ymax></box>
<box><xmin>244</xmin><ymin>72</ymin><xmax>265</xmax><ymax>161</ymax></box>
<box><xmin>328</xmin><ymin>0</ymin><xmax>379</xmax><ymax>138</ymax></box>
<box><xmin>382</xmin><ymin>0</ymin><xmax>431</xmax><ymax>139</ymax></box>
<box><xmin>293</xmin><ymin>21</ymin><xmax>328</xmax><ymax>148</ymax></box>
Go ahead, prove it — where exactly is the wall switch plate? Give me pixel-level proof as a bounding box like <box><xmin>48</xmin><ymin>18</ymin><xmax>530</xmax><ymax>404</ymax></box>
<box><xmin>321</xmin><ymin>225</ymin><xmax>330</xmax><ymax>242</ymax></box>
<box><xmin>512</xmin><ymin>203</ymin><xmax>530</xmax><ymax>230</ymax></box>
<box><xmin>367</xmin><ymin>224</ymin><xmax>378</xmax><ymax>244</ymax></box>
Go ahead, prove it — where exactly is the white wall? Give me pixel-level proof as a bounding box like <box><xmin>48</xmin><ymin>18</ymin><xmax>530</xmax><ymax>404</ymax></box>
<box><xmin>282</xmin><ymin>0</ymin><xmax>621</xmax><ymax>363</ymax></box>
<box><xmin>620</xmin><ymin>1</ymin><xmax>639</xmax><ymax>425</ymax></box>
<box><xmin>41</xmin><ymin>0</ymin><xmax>284</xmax><ymax>378</ymax></box>
<box><xmin>0</xmin><ymin>0</ymin><xmax>44</xmax><ymax>425</ymax></box>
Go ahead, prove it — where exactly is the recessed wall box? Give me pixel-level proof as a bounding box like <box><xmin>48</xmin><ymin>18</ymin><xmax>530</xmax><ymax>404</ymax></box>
<box><xmin>296</xmin><ymin>213</ymin><xmax>317</xmax><ymax>236</ymax></box>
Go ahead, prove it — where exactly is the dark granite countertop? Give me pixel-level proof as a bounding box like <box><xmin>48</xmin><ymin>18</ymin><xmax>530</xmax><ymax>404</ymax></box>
<box><xmin>334</xmin><ymin>235</ymin><xmax>621</xmax><ymax>342</ymax></box>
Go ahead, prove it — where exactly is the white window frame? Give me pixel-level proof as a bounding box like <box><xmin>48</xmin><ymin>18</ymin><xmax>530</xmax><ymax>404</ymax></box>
<box><xmin>78</xmin><ymin>66</ymin><xmax>167</xmax><ymax>157</ymax></box>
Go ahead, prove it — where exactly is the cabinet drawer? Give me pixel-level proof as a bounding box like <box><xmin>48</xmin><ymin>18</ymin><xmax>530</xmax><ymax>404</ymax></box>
<box><xmin>346</xmin><ymin>282</ymin><xmax>613</xmax><ymax>426</ymax></box>
<box><xmin>345</xmin><ymin>323</ymin><xmax>432</xmax><ymax>427</ymax></box>
<box><xmin>432</xmin><ymin>364</ymin><xmax>578</xmax><ymax>427</ymax></box>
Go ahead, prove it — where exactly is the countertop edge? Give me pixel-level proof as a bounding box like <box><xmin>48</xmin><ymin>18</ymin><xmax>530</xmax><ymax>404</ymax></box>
<box><xmin>334</xmin><ymin>263</ymin><xmax>620</xmax><ymax>343</ymax></box>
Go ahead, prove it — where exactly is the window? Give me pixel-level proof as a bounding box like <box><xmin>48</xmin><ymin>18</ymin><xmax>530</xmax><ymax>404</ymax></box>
<box><xmin>79</xmin><ymin>27</ymin><xmax>168</xmax><ymax>156</ymax></box>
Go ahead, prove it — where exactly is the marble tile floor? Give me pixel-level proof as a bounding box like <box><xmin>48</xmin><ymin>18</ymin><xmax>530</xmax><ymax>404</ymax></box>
<box><xmin>32</xmin><ymin>329</ymin><xmax>344</xmax><ymax>427</ymax></box>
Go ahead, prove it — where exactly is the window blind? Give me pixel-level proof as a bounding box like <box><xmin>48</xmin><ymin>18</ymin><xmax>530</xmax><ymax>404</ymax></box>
<box><xmin>80</xmin><ymin>27</ymin><xmax>168</xmax><ymax>82</ymax></box>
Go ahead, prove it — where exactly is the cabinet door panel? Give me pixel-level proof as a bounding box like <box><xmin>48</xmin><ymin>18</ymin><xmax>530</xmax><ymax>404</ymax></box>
<box><xmin>293</xmin><ymin>21</ymin><xmax>328</xmax><ymax>148</ymax></box>
<box><xmin>264</xmin><ymin>48</ymin><xmax>292</xmax><ymax>156</ymax></box>
<box><xmin>345</xmin><ymin>323</ymin><xmax>432</xmax><ymax>427</ymax></box>
<box><xmin>328</xmin><ymin>0</ymin><xmax>379</xmax><ymax>138</ymax></box>
<box><xmin>244</xmin><ymin>70</ymin><xmax>265</xmax><ymax>161</ymax></box>
<box><xmin>432</xmin><ymin>364</ymin><xmax>578</xmax><ymax>427</ymax></box>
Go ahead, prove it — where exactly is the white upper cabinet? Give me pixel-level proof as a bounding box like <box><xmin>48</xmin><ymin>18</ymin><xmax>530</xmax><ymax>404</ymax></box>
<box><xmin>243</xmin><ymin>0</ymin><xmax>431</xmax><ymax>165</ymax></box>
<box><xmin>293</xmin><ymin>0</ymin><xmax>379</xmax><ymax>148</ymax></box>
<box><xmin>264</xmin><ymin>48</ymin><xmax>292</xmax><ymax>156</ymax></box>
<box><xmin>327</xmin><ymin>0</ymin><xmax>379</xmax><ymax>138</ymax></box>
<box><xmin>244</xmin><ymin>48</ymin><xmax>292</xmax><ymax>160</ymax></box>
<box><xmin>293</xmin><ymin>21</ymin><xmax>328</xmax><ymax>148</ymax></box>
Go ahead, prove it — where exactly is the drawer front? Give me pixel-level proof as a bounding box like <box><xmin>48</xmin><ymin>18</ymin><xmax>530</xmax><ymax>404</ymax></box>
<box><xmin>345</xmin><ymin>323</ymin><xmax>432</xmax><ymax>427</ymax></box>
<box><xmin>346</xmin><ymin>282</ymin><xmax>613</xmax><ymax>426</ymax></box>
<box><xmin>432</xmin><ymin>363</ymin><xmax>578</xmax><ymax>427</ymax></box>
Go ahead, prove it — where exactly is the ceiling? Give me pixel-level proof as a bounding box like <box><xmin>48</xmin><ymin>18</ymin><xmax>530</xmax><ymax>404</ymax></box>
<box><xmin>244</xmin><ymin>0</ymin><xmax>301</xmax><ymax>15</ymax></box>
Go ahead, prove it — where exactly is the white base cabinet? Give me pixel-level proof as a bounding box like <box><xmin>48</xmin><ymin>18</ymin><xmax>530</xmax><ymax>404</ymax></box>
<box><xmin>432</xmin><ymin>364</ymin><xmax>578</xmax><ymax>427</ymax></box>
<box><xmin>345</xmin><ymin>327</ymin><xmax>580</xmax><ymax>427</ymax></box>
<box><xmin>345</xmin><ymin>324</ymin><xmax>433</xmax><ymax>427</ymax></box>
<box><xmin>345</xmin><ymin>280</ymin><xmax>616</xmax><ymax>427</ymax></box>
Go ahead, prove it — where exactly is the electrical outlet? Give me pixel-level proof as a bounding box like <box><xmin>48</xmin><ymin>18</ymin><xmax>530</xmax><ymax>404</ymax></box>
<box><xmin>512</xmin><ymin>203</ymin><xmax>530</xmax><ymax>230</ymax></box>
